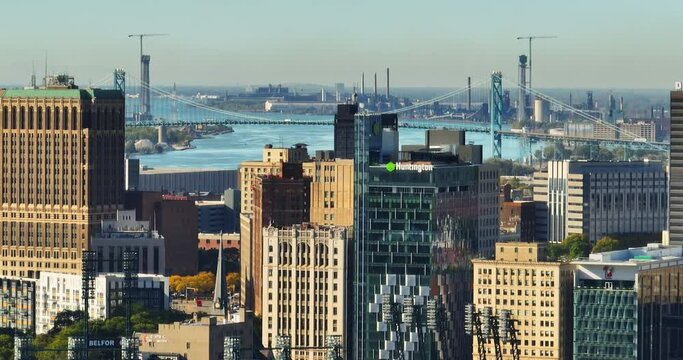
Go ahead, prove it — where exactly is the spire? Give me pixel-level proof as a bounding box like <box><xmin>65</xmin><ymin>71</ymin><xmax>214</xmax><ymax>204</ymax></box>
<box><xmin>213</xmin><ymin>232</ymin><xmax>228</xmax><ymax>318</ymax></box>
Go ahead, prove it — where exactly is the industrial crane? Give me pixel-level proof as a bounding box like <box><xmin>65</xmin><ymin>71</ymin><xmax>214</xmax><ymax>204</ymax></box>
<box><xmin>128</xmin><ymin>33</ymin><xmax>168</xmax><ymax>121</ymax></box>
<box><xmin>128</xmin><ymin>33</ymin><xmax>168</xmax><ymax>60</ymax></box>
<box><xmin>516</xmin><ymin>35</ymin><xmax>557</xmax><ymax>90</ymax></box>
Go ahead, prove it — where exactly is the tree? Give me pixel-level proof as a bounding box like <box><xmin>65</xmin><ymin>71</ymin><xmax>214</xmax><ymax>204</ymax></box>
<box><xmin>592</xmin><ymin>236</ymin><xmax>619</xmax><ymax>253</ymax></box>
<box><xmin>226</xmin><ymin>272</ymin><xmax>239</xmax><ymax>293</ymax></box>
<box><xmin>0</xmin><ymin>333</ymin><xmax>13</xmax><ymax>359</ymax></box>
<box><xmin>169</xmin><ymin>272</ymin><xmax>216</xmax><ymax>295</ymax></box>
<box><xmin>48</xmin><ymin>310</ymin><xmax>84</xmax><ymax>336</ymax></box>
<box><xmin>546</xmin><ymin>243</ymin><xmax>568</xmax><ymax>261</ymax></box>
<box><xmin>563</xmin><ymin>234</ymin><xmax>590</xmax><ymax>260</ymax></box>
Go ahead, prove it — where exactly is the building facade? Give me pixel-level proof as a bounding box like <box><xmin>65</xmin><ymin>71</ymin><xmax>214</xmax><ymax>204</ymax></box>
<box><xmin>124</xmin><ymin>191</ymin><xmax>198</xmax><ymax>275</ymax></box>
<box><xmin>572</xmin><ymin>244</ymin><xmax>683</xmax><ymax>360</ymax></box>
<box><xmin>0</xmin><ymin>277</ymin><xmax>35</xmax><ymax>334</ymax></box>
<box><xmin>247</xmin><ymin>171</ymin><xmax>310</xmax><ymax>316</ymax></box>
<box><xmin>0</xmin><ymin>85</ymin><xmax>125</xmax><ymax>278</ymax></box>
<box><xmin>139</xmin><ymin>315</ymin><xmax>254</xmax><ymax>360</ymax></box>
<box><xmin>353</xmin><ymin>119</ymin><xmax>499</xmax><ymax>360</ymax></box>
<box><xmin>500</xmin><ymin>201</ymin><xmax>535</xmax><ymax>242</ymax></box>
<box><xmin>472</xmin><ymin>242</ymin><xmax>573</xmax><ymax>360</ymax></box>
<box><xmin>137</xmin><ymin>168</ymin><xmax>238</xmax><ymax>195</ymax></box>
<box><xmin>303</xmin><ymin>158</ymin><xmax>354</xmax><ymax>227</ymax></box>
<box><xmin>534</xmin><ymin>160</ymin><xmax>667</xmax><ymax>243</ymax></box>
<box><xmin>196</xmin><ymin>200</ymin><xmax>229</xmax><ymax>233</ymax></box>
<box><xmin>670</xmin><ymin>90</ymin><xmax>683</xmax><ymax>244</ymax></box>
<box><xmin>261</xmin><ymin>225</ymin><xmax>347</xmax><ymax>360</ymax></box>
<box><xmin>198</xmin><ymin>233</ymin><xmax>240</xmax><ymax>251</ymax></box>
<box><xmin>333</xmin><ymin>103</ymin><xmax>359</xmax><ymax>159</ymax></box>
<box><xmin>239</xmin><ymin>144</ymin><xmax>309</xmax><ymax>215</ymax></box>
<box><xmin>90</xmin><ymin>209</ymin><xmax>166</xmax><ymax>275</ymax></box>
<box><xmin>35</xmin><ymin>271</ymin><xmax>169</xmax><ymax>334</ymax></box>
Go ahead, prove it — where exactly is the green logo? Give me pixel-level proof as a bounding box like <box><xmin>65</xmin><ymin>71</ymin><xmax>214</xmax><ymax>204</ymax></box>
<box><xmin>386</xmin><ymin>162</ymin><xmax>396</xmax><ymax>173</ymax></box>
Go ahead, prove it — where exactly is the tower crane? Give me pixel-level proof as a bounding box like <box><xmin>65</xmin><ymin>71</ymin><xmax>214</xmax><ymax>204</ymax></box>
<box><xmin>516</xmin><ymin>35</ymin><xmax>557</xmax><ymax>90</ymax></box>
<box><xmin>128</xmin><ymin>33</ymin><xmax>168</xmax><ymax>60</ymax></box>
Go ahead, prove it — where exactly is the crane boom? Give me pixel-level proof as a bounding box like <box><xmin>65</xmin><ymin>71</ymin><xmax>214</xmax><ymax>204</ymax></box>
<box><xmin>128</xmin><ymin>33</ymin><xmax>169</xmax><ymax>58</ymax></box>
<box><xmin>516</xmin><ymin>35</ymin><xmax>557</xmax><ymax>90</ymax></box>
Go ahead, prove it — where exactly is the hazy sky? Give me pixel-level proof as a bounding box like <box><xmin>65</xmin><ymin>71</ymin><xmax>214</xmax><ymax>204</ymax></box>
<box><xmin>0</xmin><ymin>0</ymin><xmax>681</xmax><ymax>89</ymax></box>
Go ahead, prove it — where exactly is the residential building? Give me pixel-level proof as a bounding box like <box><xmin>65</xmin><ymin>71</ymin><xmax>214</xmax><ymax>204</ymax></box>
<box><xmin>137</xmin><ymin>168</ymin><xmax>238</xmax><ymax>195</ymax></box>
<box><xmin>138</xmin><ymin>314</ymin><xmax>255</xmax><ymax>360</ymax></box>
<box><xmin>670</xmin><ymin>90</ymin><xmax>683</xmax><ymax>244</ymax></box>
<box><xmin>239</xmin><ymin>144</ymin><xmax>309</xmax><ymax>215</ymax></box>
<box><xmin>0</xmin><ymin>277</ymin><xmax>35</xmax><ymax>334</ymax></box>
<box><xmin>198</xmin><ymin>233</ymin><xmax>240</xmax><ymax>251</ymax></box>
<box><xmin>91</xmin><ymin>209</ymin><xmax>166</xmax><ymax>275</ymax></box>
<box><xmin>533</xmin><ymin>160</ymin><xmax>667</xmax><ymax>243</ymax></box>
<box><xmin>353</xmin><ymin>119</ymin><xmax>498</xmax><ymax>360</ymax></box>
<box><xmin>196</xmin><ymin>200</ymin><xmax>229</xmax><ymax>233</ymax></box>
<box><xmin>261</xmin><ymin>225</ymin><xmax>348</xmax><ymax>359</ymax></box>
<box><xmin>592</xmin><ymin>121</ymin><xmax>618</xmax><ymax>139</ymax></box>
<box><xmin>472</xmin><ymin>242</ymin><xmax>573</xmax><ymax>360</ymax></box>
<box><xmin>0</xmin><ymin>83</ymin><xmax>125</xmax><ymax>278</ymax></box>
<box><xmin>124</xmin><ymin>191</ymin><xmax>198</xmax><ymax>275</ymax></box>
<box><xmin>618</xmin><ymin>120</ymin><xmax>656</xmax><ymax>142</ymax></box>
<box><xmin>303</xmin><ymin>158</ymin><xmax>354</xmax><ymax>227</ymax></box>
<box><xmin>572</xmin><ymin>244</ymin><xmax>683</xmax><ymax>359</ymax></box>
<box><xmin>247</xmin><ymin>169</ymin><xmax>310</xmax><ymax>315</ymax></box>
<box><xmin>35</xmin><ymin>271</ymin><xmax>169</xmax><ymax>334</ymax></box>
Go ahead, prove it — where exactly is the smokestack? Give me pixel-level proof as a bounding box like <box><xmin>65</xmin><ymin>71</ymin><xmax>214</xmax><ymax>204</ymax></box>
<box><xmin>361</xmin><ymin>72</ymin><xmax>365</xmax><ymax>95</ymax></box>
<box><xmin>569</xmin><ymin>93</ymin><xmax>573</xmax><ymax>108</ymax></box>
<box><xmin>374</xmin><ymin>72</ymin><xmax>377</xmax><ymax>98</ymax></box>
<box><xmin>518</xmin><ymin>55</ymin><xmax>528</xmax><ymax>122</ymax></box>
<box><xmin>386</xmin><ymin>67</ymin><xmax>390</xmax><ymax>98</ymax></box>
<box><xmin>467</xmin><ymin>76</ymin><xmax>472</xmax><ymax>111</ymax></box>
<box><xmin>620</xmin><ymin>96</ymin><xmax>624</xmax><ymax>112</ymax></box>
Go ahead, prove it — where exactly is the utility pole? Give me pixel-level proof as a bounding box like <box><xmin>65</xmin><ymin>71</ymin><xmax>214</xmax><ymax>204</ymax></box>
<box><xmin>516</xmin><ymin>35</ymin><xmax>557</xmax><ymax>90</ymax></box>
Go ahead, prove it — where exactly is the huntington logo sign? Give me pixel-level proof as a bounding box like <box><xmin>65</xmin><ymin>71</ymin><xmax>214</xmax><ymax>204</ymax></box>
<box><xmin>386</xmin><ymin>162</ymin><xmax>433</xmax><ymax>173</ymax></box>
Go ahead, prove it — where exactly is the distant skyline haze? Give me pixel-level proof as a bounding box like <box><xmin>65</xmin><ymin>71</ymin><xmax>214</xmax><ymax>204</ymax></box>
<box><xmin>0</xmin><ymin>0</ymin><xmax>681</xmax><ymax>89</ymax></box>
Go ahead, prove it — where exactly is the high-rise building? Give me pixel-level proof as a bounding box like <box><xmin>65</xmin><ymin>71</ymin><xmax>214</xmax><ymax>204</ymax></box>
<box><xmin>533</xmin><ymin>160</ymin><xmax>667</xmax><ymax>243</ymax></box>
<box><xmin>0</xmin><ymin>277</ymin><xmax>35</xmax><ymax>334</ymax></box>
<box><xmin>124</xmin><ymin>192</ymin><xmax>198</xmax><ymax>275</ymax></box>
<box><xmin>261</xmin><ymin>225</ymin><xmax>348</xmax><ymax>360</ymax></box>
<box><xmin>353</xmin><ymin>122</ymin><xmax>498</xmax><ymax>359</ymax></box>
<box><xmin>302</xmin><ymin>158</ymin><xmax>354</xmax><ymax>227</ymax></box>
<box><xmin>239</xmin><ymin>144</ymin><xmax>309</xmax><ymax>215</ymax></box>
<box><xmin>670</xmin><ymin>89</ymin><xmax>683</xmax><ymax>244</ymax></box>
<box><xmin>245</xmin><ymin>168</ymin><xmax>310</xmax><ymax>315</ymax></box>
<box><xmin>333</xmin><ymin>103</ymin><xmax>359</xmax><ymax>159</ymax></box>
<box><xmin>472</xmin><ymin>242</ymin><xmax>573</xmax><ymax>360</ymax></box>
<box><xmin>571</xmin><ymin>243</ymin><xmax>683</xmax><ymax>359</ymax></box>
<box><xmin>0</xmin><ymin>83</ymin><xmax>125</xmax><ymax>278</ymax></box>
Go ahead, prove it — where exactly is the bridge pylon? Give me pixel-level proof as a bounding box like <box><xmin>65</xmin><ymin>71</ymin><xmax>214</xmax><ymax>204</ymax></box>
<box><xmin>490</xmin><ymin>72</ymin><xmax>503</xmax><ymax>158</ymax></box>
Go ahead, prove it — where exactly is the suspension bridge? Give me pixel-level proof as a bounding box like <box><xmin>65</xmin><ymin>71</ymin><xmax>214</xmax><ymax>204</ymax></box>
<box><xmin>90</xmin><ymin>70</ymin><xmax>669</xmax><ymax>159</ymax></box>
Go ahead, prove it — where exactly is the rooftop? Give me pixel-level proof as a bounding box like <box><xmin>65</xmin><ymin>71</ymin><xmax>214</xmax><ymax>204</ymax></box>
<box><xmin>574</xmin><ymin>243</ymin><xmax>683</xmax><ymax>266</ymax></box>
<box><xmin>0</xmin><ymin>88</ymin><xmax>123</xmax><ymax>100</ymax></box>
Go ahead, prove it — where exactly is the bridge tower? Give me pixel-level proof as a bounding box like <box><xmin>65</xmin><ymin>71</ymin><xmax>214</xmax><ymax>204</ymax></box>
<box><xmin>490</xmin><ymin>72</ymin><xmax>503</xmax><ymax>158</ymax></box>
<box><xmin>114</xmin><ymin>69</ymin><xmax>126</xmax><ymax>94</ymax></box>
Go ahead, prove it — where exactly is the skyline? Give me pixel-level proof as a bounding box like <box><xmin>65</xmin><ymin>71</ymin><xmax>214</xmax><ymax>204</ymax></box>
<box><xmin>0</xmin><ymin>0</ymin><xmax>682</xmax><ymax>88</ymax></box>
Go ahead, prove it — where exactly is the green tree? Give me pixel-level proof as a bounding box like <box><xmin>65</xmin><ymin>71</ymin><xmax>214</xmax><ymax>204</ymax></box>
<box><xmin>0</xmin><ymin>333</ymin><xmax>13</xmax><ymax>359</ymax></box>
<box><xmin>546</xmin><ymin>243</ymin><xmax>568</xmax><ymax>261</ymax></box>
<box><xmin>563</xmin><ymin>234</ymin><xmax>590</xmax><ymax>260</ymax></box>
<box><xmin>592</xmin><ymin>236</ymin><xmax>619</xmax><ymax>253</ymax></box>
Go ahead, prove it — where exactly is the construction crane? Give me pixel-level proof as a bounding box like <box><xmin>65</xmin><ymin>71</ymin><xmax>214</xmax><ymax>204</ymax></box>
<box><xmin>516</xmin><ymin>35</ymin><xmax>557</xmax><ymax>90</ymax></box>
<box><xmin>128</xmin><ymin>33</ymin><xmax>168</xmax><ymax>60</ymax></box>
<box><xmin>128</xmin><ymin>33</ymin><xmax>168</xmax><ymax>121</ymax></box>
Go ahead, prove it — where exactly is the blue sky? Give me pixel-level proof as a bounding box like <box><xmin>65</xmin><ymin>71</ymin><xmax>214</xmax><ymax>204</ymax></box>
<box><xmin>0</xmin><ymin>0</ymin><xmax>681</xmax><ymax>88</ymax></box>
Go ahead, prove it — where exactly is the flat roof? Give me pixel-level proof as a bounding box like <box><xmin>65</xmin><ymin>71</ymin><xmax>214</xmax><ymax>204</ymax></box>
<box><xmin>0</xmin><ymin>88</ymin><xmax>123</xmax><ymax>100</ymax></box>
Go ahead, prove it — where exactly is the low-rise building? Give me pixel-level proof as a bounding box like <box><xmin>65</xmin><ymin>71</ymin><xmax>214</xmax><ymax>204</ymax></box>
<box><xmin>500</xmin><ymin>201</ymin><xmax>535</xmax><ymax>242</ymax></box>
<box><xmin>139</xmin><ymin>314</ymin><xmax>254</xmax><ymax>360</ymax></box>
<box><xmin>198</xmin><ymin>233</ymin><xmax>240</xmax><ymax>251</ymax></box>
<box><xmin>196</xmin><ymin>200</ymin><xmax>230</xmax><ymax>233</ymax></box>
<box><xmin>91</xmin><ymin>209</ymin><xmax>166</xmax><ymax>275</ymax></box>
<box><xmin>35</xmin><ymin>272</ymin><xmax>169</xmax><ymax>334</ymax></box>
<box><xmin>0</xmin><ymin>277</ymin><xmax>35</xmax><ymax>334</ymax></box>
<box><xmin>571</xmin><ymin>243</ymin><xmax>683</xmax><ymax>360</ymax></box>
<box><xmin>472</xmin><ymin>242</ymin><xmax>574</xmax><ymax>360</ymax></box>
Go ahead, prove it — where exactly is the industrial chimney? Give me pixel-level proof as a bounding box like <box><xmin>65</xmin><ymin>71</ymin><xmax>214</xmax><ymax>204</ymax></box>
<box><xmin>386</xmin><ymin>67</ymin><xmax>390</xmax><ymax>98</ymax></box>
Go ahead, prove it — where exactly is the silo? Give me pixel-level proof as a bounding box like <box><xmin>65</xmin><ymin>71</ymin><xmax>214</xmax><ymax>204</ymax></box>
<box><xmin>534</xmin><ymin>98</ymin><xmax>549</xmax><ymax>122</ymax></box>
